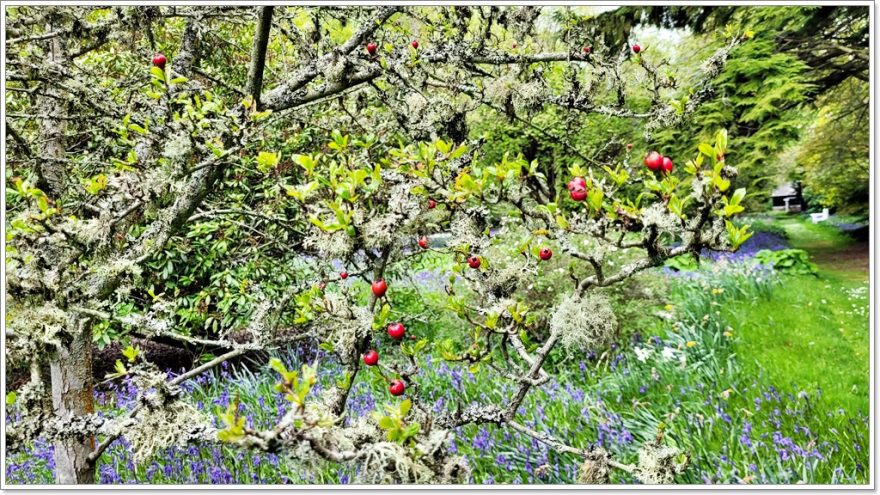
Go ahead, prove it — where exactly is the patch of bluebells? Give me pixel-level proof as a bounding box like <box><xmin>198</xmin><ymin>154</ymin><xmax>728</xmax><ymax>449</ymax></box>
<box><xmin>702</xmin><ymin>230</ymin><xmax>788</xmax><ymax>263</ymax></box>
<box><xmin>4</xmin><ymin>264</ymin><xmax>868</xmax><ymax>485</ymax></box>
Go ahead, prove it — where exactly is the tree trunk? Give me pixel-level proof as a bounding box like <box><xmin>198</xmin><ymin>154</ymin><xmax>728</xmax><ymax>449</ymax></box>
<box><xmin>50</xmin><ymin>319</ymin><xmax>96</xmax><ymax>484</ymax></box>
<box><xmin>37</xmin><ymin>18</ymin><xmax>96</xmax><ymax>483</ymax></box>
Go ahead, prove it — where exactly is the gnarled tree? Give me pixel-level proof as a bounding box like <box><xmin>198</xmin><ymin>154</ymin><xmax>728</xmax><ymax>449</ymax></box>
<box><xmin>5</xmin><ymin>5</ymin><xmax>750</xmax><ymax>484</ymax></box>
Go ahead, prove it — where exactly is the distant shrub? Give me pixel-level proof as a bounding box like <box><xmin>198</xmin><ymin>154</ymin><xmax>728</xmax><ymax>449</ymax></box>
<box><xmin>753</xmin><ymin>249</ymin><xmax>818</xmax><ymax>275</ymax></box>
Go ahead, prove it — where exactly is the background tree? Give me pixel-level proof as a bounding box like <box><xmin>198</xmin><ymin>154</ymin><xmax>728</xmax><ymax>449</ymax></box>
<box><xmin>794</xmin><ymin>79</ymin><xmax>870</xmax><ymax>216</ymax></box>
<box><xmin>579</xmin><ymin>5</ymin><xmax>869</xmax><ymax>208</ymax></box>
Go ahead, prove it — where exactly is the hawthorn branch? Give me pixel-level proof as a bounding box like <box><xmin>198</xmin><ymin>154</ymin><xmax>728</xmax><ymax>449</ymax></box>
<box><xmin>244</xmin><ymin>6</ymin><xmax>274</xmax><ymax>109</ymax></box>
<box><xmin>87</xmin><ymin>347</ymin><xmax>246</xmax><ymax>463</ymax></box>
<box><xmin>263</xmin><ymin>6</ymin><xmax>399</xmax><ymax>110</ymax></box>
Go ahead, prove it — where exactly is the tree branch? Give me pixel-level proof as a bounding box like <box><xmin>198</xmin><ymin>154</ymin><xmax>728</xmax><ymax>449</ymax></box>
<box><xmin>245</xmin><ymin>6</ymin><xmax>274</xmax><ymax>109</ymax></box>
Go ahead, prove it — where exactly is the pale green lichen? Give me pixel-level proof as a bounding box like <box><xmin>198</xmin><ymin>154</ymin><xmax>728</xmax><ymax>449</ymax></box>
<box><xmin>127</xmin><ymin>401</ymin><xmax>211</xmax><ymax>465</ymax></box>
<box><xmin>634</xmin><ymin>441</ymin><xmax>688</xmax><ymax>484</ymax></box>
<box><xmin>578</xmin><ymin>448</ymin><xmax>611</xmax><ymax>484</ymax></box>
<box><xmin>550</xmin><ymin>293</ymin><xmax>616</xmax><ymax>351</ymax></box>
<box><xmin>6</xmin><ymin>301</ymin><xmax>67</xmax><ymax>367</ymax></box>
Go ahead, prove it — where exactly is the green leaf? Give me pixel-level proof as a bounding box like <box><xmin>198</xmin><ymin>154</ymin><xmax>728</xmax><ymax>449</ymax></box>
<box><xmin>6</xmin><ymin>392</ymin><xmax>17</xmax><ymax>406</ymax></box>
<box><xmin>730</xmin><ymin>188</ymin><xmax>746</xmax><ymax>206</ymax></box>
<box><xmin>435</xmin><ymin>139</ymin><xmax>451</xmax><ymax>154</ymax></box>
<box><xmin>698</xmin><ymin>143</ymin><xmax>715</xmax><ymax>158</ymax></box>
<box><xmin>256</xmin><ymin>151</ymin><xmax>280</xmax><ymax>173</ymax></box>
<box><xmin>84</xmin><ymin>174</ymin><xmax>108</xmax><ymax>195</ymax></box>
<box><xmin>449</xmin><ymin>144</ymin><xmax>468</xmax><ymax>159</ymax></box>
<box><xmin>128</xmin><ymin>123</ymin><xmax>147</xmax><ymax>135</ymax></box>
<box><xmin>714</xmin><ymin>129</ymin><xmax>728</xmax><ymax>156</ymax></box>
<box><xmin>122</xmin><ymin>345</ymin><xmax>141</xmax><ymax>363</ymax></box>
<box><xmin>150</xmin><ymin>66</ymin><xmax>166</xmax><ymax>82</ymax></box>
<box><xmin>555</xmin><ymin>214</ymin><xmax>569</xmax><ymax>230</ymax></box>
<box><xmin>399</xmin><ymin>398</ymin><xmax>412</xmax><ymax>416</ymax></box>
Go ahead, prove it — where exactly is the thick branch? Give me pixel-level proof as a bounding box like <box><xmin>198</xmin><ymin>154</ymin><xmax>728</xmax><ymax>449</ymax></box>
<box><xmin>262</xmin><ymin>6</ymin><xmax>399</xmax><ymax>110</ymax></box>
<box><xmin>244</xmin><ymin>6</ymin><xmax>274</xmax><ymax>108</ymax></box>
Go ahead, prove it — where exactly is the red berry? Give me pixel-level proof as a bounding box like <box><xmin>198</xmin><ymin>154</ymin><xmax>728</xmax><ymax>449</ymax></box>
<box><xmin>418</xmin><ymin>236</ymin><xmax>429</xmax><ymax>249</ymax></box>
<box><xmin>467</xmin><ymin>255</ymin><xmax>481</xmax><ymax>269</ymax></box>
<box><xmin>583</xmin><ymin>46</ymin><xmax>591</xmax><ymax>54</ymax></box>
<box><xmin>411</xmin><ymin>40</ymin><xmax>419</xmax><ymax>49</ymax></box>
<box><xmin>389</xmin><ymin>379</ymin><xmax>405</xmax><ymax>396</ymax></box>
<box><xmin>539</xmin><ymin>247</ymin><xmax>553</xmax><ymax>261</ymax></box>
<box><xmin>387</xmin><ymin>322</ymin><xmax>405</xmax><ymax>340</ymax></box>
<box><xmin>366</xmin><ymin>42</ymin><xmax>378</xmax><ymax>55</ymax></box>
<box><xmin>626</xmin><ymin>143</ymin><xmax>634</xmax><ymax>150</ymax></box>
<box><xmin>371</xmin><ymin>279</ymin><xmax>387</xmax><ymax>298</ymax></box>
<box><xmin>340</xmin><ymin>271</ymin><xmax>348</xmax><ymax>279</ymax></box>
<box><xmin>363</xmin><ymin>350</ymin><xmax>379</xmax><ymax>366</ymax></box>
<box><xmin>152</xmin><ymin>53</ymin><xmax>167</xmax><ymax>69</ymax></box>
<box><xmin>661</xmin><ymin>156</ymin><xmax>674</xmax><ymax>174</ymax></box>
<box><xmin>427</xmin><ymin>198</ymin><xmax>437</xmax><ymax>209</ymax></box>
<box><xmin>632</xmin><ymin>44</ymin><xmax>641</xmax><ymax>54</ymax></box>
<box><xmin>567</xmin><ymin>176</ymin><xmax>587</xmax><ymax>191</ymax></box>
<box><xmin>569</xmin><ymin>187</ymin><xmax>588</xmax><ymax>202</ymax></box>
<box><xmin>644</xmin><ymin>151</ymin><xmax>663</xmax><ymax>171</ymax></box>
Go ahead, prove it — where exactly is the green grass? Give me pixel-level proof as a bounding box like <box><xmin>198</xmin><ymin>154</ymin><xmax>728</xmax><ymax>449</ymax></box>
<box><xmin>726</xmin><ymin>275</ymin><xmax>869</xmax><ymax>414</ymax></box>
<box><xmin>727</xmin><ymin>214</ymin><xmax>869</xmax><ymax>415</ymax></box>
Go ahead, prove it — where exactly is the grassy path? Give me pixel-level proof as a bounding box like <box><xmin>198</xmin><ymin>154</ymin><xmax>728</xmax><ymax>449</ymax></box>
<box><xmin>730</xmin><ymin>215</ymin><xmax>869</xmax><ymax>414</ymax></box>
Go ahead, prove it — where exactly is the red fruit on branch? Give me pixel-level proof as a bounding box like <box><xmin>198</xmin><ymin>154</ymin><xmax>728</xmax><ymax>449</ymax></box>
<box><xmin>567</xmin><ymin>176</ymin><xmax>587</xmax><ymax>191</ymax></box>
<box><xmin>467</xmin><ymin>255</ymin><xmax>481</xmax><ymax>269</ymax></box>
<box><xmin>427</xmin><ymin>199</ymin><xmax>437</xmax><ymax>209</ymax></box>
<box><xmin>371</xmin><ymin>279</ymin><xmax>387</xmax><ymax>298</ymax></box>
<box><xmin>583</xmin><ymin>46</ymin><xmax>591</xmax><ymax>54</ymax></box>
<box><xmin>661</xmin><ymin>156</ymin><xmax>674</xmax><ymax>174</ymax></box>
<box><xmin>569</xmin><ymin>187</ymin><xmax>588</xmax><ymax>202</ymax></box>
<box><xmin>152</xmin><ymin>53</ymin><xmax>167</xmax><ymax>69</ymax></box>
<box><xmin>389</xmin><ymin>379</ymin><xmax>406</xmax><ymax>396</ymax></box>
<box><xmin>366</xmin><ymin>42</ymin><xmax>378</xmax><ymax>55</ymax></box>
<box><xmin>387</xmin><ymin>322</ymin><xmax>405</xmax><ymax>340</ymax></box>
<box><xmin>411</xmin><ymin>40</ymin><xmax>419</xmax><ymax>49</ymax></box>
<box><xmin>632</xmin><ymin>44</ymin><xmax>641</xmax><ymax>53</ymax></box>
<box><xmin>539</xmin><ymin>247</ymin><xmax>553</xmax><ymax>261</ymax></box>
<box><xmin>644</xmin><ymin>151</ymin><xmax>663</xmax><ymax>171</ymax></box>
<box><xmin>626</xmin><ymin>143</ymin><xmax>634</xmax><ymax>150</ymax></box>
<box><xmin>363</xmin><ymin>350</ymin><xmax>379</xmax><ymax>366</ymax></box>
<box><xmin>418</xmin><ymin>236</ymin><xmax>429</xmax><ymax>249</ymax></box>
<box><xmin>340</xmin><ymin>271</ymin><xmax>348</xmax><ymax>279</ymax></box>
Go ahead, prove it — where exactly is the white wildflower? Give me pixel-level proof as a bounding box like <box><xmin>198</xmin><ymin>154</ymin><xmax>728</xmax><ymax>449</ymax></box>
<box><xmin>634</xmin><ymin>346</ymin><xmax>653</xmax><ymax>363</ymax></box>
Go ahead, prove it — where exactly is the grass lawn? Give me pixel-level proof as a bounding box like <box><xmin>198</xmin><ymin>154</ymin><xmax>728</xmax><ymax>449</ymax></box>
<box><xmin>729</xmin><ymin>214</ymin><xmax>869</xmax><ymax>415</ymax></box>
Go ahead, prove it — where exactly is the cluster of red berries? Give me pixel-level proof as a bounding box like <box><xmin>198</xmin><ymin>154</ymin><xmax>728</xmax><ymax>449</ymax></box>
<box><xmin>366</xmin><ymin>40</ymin><xmax>419</xmax><ymax>55</ymax></box>
<box><xmin>358</xmin><ymin>279</ymin><xmax>409</xmax><ymax>396</ymax></box>
<box><xmin>643</xmin><ymin>151</ymin><xmax>674</xmax><ymax>174</ymax></box>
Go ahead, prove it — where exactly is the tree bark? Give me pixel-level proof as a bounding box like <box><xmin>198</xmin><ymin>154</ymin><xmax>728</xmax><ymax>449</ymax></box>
<box><xmin>37</xmin><ymin>18</ymin><xmax>97</xmax><ymax>483</ymax></box>
<box><xmin>50</xmin><ymin>319</ymin><xmax>96</xmax><ymax>484</ymax></box>
<box><xmin>245</xmin><ymin>6</ymin><xmax>274</xmax><ymax>109</ymax></box>
<box><xmin>36</xmin><ymin>19</ymin><xmax>67</xmax><ymax>196</ymax></box>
